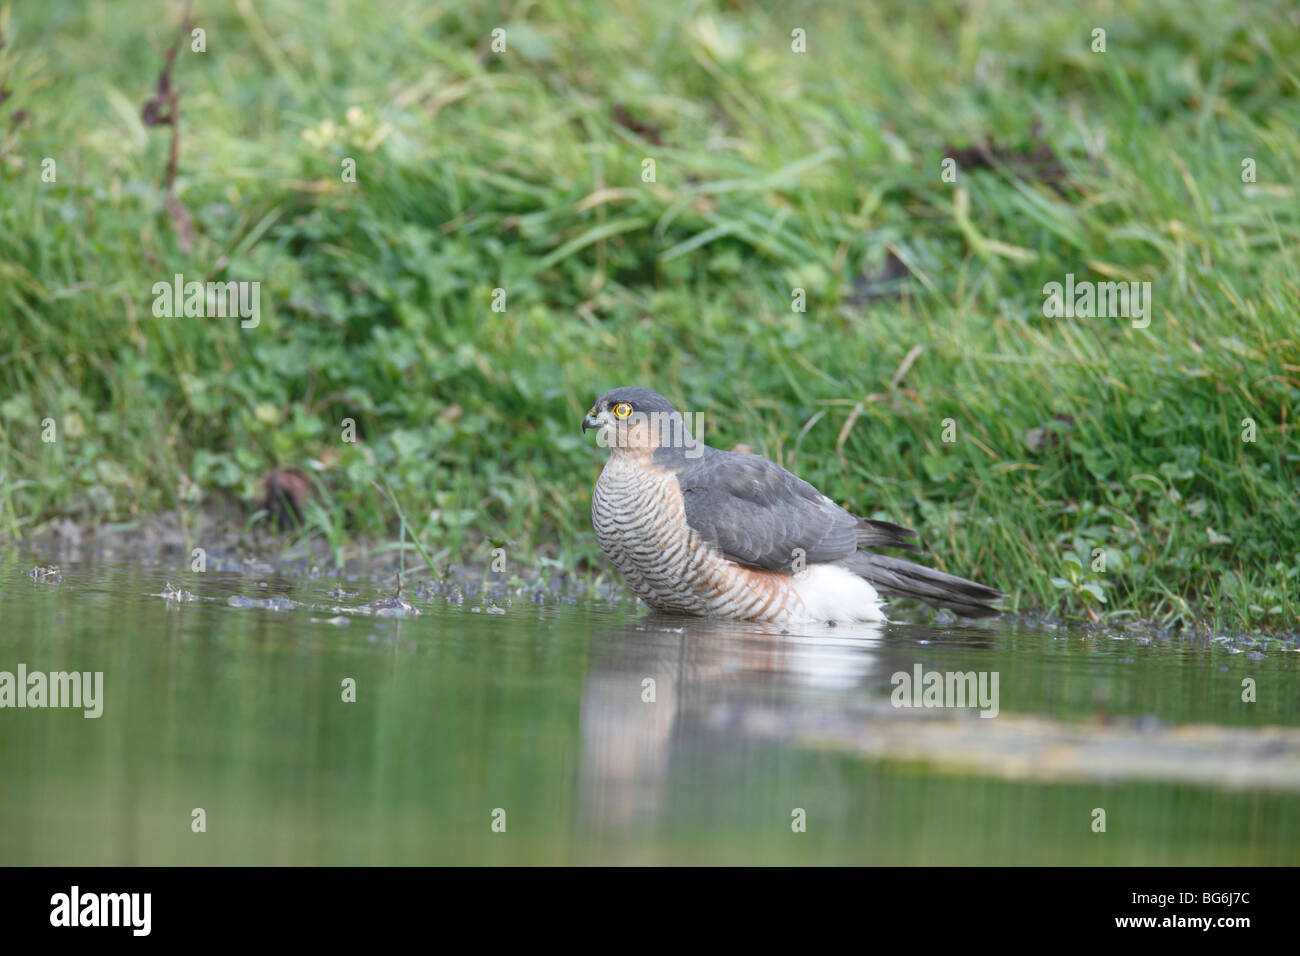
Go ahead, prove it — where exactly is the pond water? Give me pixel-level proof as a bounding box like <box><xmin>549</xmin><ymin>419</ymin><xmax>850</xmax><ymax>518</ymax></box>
<box><xmin>2</xmin><ymin>554</ymin><xmax>1298</xmax><ymax>865</ymax></box>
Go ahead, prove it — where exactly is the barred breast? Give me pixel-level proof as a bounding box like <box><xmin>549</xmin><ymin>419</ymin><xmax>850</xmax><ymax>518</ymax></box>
<box><xmin>591</xmin><ymin>456</ymin><xmax>796</xmax><ymax>621</ymax></box>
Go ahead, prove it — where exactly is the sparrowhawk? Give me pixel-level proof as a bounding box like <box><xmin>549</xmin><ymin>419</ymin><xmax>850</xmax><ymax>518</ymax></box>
<box><xmin>583</xmin><ymin>387</ymin><xmax>1002</xmax><ymax>624</ymax></box>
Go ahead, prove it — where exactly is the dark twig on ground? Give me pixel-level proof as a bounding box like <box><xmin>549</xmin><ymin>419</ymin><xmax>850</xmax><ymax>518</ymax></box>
<box><xmin>141</xmin><ymin>1</ymin><xmax>194</xmax><ymax>250</ymax></box>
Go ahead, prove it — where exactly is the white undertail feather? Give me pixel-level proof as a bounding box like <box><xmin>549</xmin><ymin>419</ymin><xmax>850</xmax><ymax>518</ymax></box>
<box><xmin>788</xmin><ymin>564</ymin><xmax>886</xmax><ymax>624</ymax></box>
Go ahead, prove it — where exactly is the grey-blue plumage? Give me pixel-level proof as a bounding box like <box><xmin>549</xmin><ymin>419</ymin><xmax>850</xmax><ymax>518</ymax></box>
<box><xmin>663</xmin><ymin>445</ymin><xmax>921</xmax><ymax>573</ymax></box>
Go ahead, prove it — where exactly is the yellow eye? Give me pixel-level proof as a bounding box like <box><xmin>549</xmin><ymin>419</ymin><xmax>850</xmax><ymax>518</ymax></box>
<box><xmin>613</xmin><ymin>403</ymin><xmax>633</xmax><ymax>419</ymax></box>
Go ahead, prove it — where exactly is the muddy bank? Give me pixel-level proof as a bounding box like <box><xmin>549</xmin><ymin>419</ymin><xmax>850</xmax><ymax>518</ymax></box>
<box><xmin>8</xmin><ymin>508</ymin><xmax>1298</xmax><ymax>647</ymax></box>
<box><xmin>11</xmin><ymin>503</ymin><xmax>582</xmax><ymax>597</ymax></box>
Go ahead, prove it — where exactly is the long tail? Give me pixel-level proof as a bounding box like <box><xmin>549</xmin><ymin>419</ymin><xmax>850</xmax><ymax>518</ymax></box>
<box><xmin>837</xmin><ymin>551</ymin><xmax>1003</xmax><ymax>619</ymax></box>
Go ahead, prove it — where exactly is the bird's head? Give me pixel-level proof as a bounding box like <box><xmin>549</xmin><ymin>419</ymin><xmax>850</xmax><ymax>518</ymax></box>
<box><xmin>582</xmin><ymin>387</ymin><xmax>690</xmax><ymax>456</ymax></box>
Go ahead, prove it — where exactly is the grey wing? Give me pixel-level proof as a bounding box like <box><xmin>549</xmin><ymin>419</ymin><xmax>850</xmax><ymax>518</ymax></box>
<box><xmin>676</xmin><ymin>450</ymin><xmax>861</xmax><ymax>573</ymax></box>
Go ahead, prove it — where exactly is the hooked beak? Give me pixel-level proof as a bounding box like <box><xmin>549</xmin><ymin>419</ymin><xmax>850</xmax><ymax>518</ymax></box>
<box><xmin>582</xmin><ymin>410</ymin><xmax>600</xmax><ymax>433</ymax></box>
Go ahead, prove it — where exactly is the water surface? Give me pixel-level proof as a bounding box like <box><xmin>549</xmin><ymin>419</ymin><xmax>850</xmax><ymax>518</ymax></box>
<box><xmin>2</xmin><ymin>555</ymin><xmax>1297</xmax><ymax>865</ymax></box>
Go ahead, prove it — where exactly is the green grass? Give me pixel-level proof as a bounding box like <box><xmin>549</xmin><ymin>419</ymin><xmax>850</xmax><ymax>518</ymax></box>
<box><xmin>0</xmin><ymin>0</ymin><xmax>1297</xmax><ymax>631</ymax></box>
